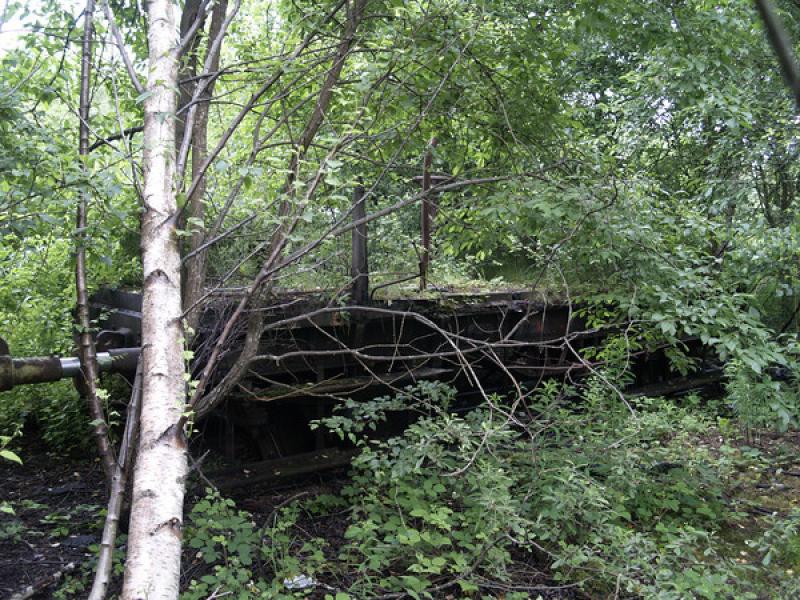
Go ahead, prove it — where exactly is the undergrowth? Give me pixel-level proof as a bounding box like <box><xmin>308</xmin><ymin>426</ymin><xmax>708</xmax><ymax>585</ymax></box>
<box><xmin>164</xmin><ymin>378</ymin><xmax>800</xmax><ymax>599</ymax></box>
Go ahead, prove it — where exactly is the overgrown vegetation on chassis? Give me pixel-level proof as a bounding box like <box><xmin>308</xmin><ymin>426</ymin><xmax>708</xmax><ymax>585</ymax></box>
<box><xmin>5</xmin><ymin>0</ymin><xmax>800</xmax><ymax>596</ymax></box>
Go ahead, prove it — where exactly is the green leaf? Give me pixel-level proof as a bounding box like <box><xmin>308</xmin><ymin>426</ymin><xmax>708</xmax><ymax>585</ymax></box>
<box><xmin>0</xmin><ymin>449</ymin><xmax>22</xmax><ymax>464</ymax></box>
<box><xmin>135</xmin><ymin>90</ymin><xmax>155</xmax><ymax>104</ymax></box>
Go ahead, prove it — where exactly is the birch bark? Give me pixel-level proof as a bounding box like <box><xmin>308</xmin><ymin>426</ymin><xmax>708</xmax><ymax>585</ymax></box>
<box><xmin>120</xmin><ymin>1</ymin><xmax>188</xmax><ymax>598</ymax></box>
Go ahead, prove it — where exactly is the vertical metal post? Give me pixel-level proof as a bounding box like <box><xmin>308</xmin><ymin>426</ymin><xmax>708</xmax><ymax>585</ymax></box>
<box><xmin>419</xmin><ymin>137</ymin><xmax>437</xmax><ymax>291</ymax></box>
<box><xmin>351</xmin><ymin>183</ymin><xmax>369</xmax><ymax>304</ymax></box>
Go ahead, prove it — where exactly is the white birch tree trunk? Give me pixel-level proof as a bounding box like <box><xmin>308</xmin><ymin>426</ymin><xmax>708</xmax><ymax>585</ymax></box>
<box><xmin>121</xmin><ymin>1</ymin><xmax>188</xmax><ymax>598</ymax></box>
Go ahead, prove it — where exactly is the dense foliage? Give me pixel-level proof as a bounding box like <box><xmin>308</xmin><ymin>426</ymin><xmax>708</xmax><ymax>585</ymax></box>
<box><xmin>4</xmin><ymin>0</ymin><xmax>800</xmax><ymax>597</ymax></box>
<box><xmin>166</xmin><ymin>380</ymin><xmax>800</xmax><ymax>598</ymax></box>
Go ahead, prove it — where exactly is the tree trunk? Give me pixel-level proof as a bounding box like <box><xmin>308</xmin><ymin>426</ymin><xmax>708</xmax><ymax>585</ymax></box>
<box><xmin>183</xmin><ymin>0</ymin><xmax>228</xmax><ymax>333</ymax></box>
<box><xmin>76</xmin><ymin>0</ymin><xmax>116</xmax><ymax>487</ymax></box>
<box><xmin>121</xmin><ymin>1</ymin><xmax>188</xmax><ymax>598</ymax></box>
<box><xmin>187</xmin><ymin>0</ymin><xmax>366</xmax><ymax>420</ymax></box>
<box><xmin>175</xmin><ymin>0</ymin><xmax>203</xmax><ymax>160</ymax></box>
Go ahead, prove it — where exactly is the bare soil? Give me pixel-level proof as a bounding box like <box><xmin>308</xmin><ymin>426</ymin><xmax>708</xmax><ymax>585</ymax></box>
<box><xmin>0</xmin><ymin>435</ymin><xmax>105</xmax><ymax>598</ymax></box>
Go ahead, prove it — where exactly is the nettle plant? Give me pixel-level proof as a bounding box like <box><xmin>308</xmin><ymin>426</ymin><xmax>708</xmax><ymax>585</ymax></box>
<box><xmin>178</xmin><ymin>375</ymin><xmax>792</xmax><ymax>599</ymax></box>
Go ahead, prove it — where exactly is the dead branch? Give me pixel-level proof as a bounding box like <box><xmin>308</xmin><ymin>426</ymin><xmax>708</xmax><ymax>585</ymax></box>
<box><xmin>88</xmin><ymin>362</ymin><xmax>143</xmax><ymax>600</ymax></box>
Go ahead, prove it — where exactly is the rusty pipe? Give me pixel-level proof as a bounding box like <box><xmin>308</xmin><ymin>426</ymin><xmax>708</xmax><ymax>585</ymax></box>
<box><xmin>0</xmin><ymin>345</ymin><xmax>140</xmax><ymax>392</ymax></box>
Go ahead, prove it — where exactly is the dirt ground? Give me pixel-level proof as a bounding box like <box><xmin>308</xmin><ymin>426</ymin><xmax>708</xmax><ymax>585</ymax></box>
<box><xmin>0</xmin><ymin>435</ymin><xmax>106</xmax><ymax>598</ymax></box>
<box><xmin>0</xmin><ymin>432</ymin><xmax>368</xmax><ymax>599</ymax></box>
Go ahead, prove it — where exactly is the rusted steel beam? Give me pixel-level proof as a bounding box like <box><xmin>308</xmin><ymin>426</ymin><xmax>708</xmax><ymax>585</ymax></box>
<box><xmin>419</xmin><ymin>137</ymin><xmax>438</xmax><ymax>291</ymax></box>
<box><xmin>625</xmin><ymin>370</ymin><xmax>723</xmax><ymax>399</ymax></box>
<box><xmin>210</xmin><ymin>448</ymin><xmax>358</xmax><ymax>490</ymax></box>
<box><xmin>236</xmin><ymin>366</ymin><xmax>452</xmax><ymax>402</ymax></box>
<box><xmin>350</xmin><ymin>183</ymin><xmax>369</xmax><ymax>304</ymax></box>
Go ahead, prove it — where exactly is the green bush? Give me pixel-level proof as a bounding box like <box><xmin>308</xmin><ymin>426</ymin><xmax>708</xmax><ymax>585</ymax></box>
<box><xmin>183</xmin><ymin>491</ymin><xmax>265</xmax><ymax>600</ymax></box>
<box><xmin>307</xmin><ymin>380</ymin><xmax>754</xmax><ymax>597</ymax></box>
<box><xmin>725</xmin><ymin>359</ymin><xmax>800</xmax><ymax>436</ymax></box>
<box><xmin>0</xmin><ymin>236</ymin><xmax>84</xmax><ymax>450</ymax></box>
<box><xmin>0</xmin><ymin>234</ymin><xmax>138</xmax><ymax>452</ymax></box>
<box><xmin>179</xmin><ymin>378</ymin><xmax>800</xmax><ymax>598</ymax></box>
